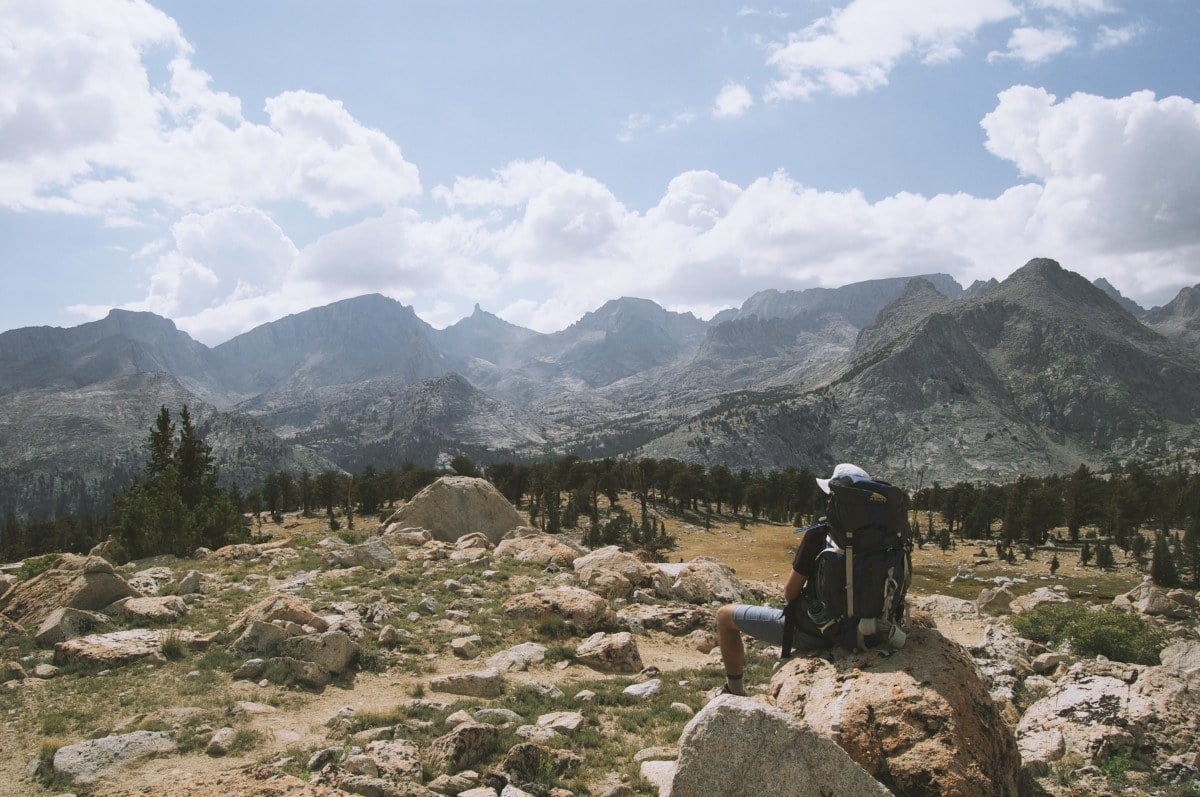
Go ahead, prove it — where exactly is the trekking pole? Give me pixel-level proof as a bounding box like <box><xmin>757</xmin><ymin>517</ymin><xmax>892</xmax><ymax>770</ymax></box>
<box><xmin>844</xmin><ymin>533</ymin><xmax>855</xmax><ymax>619</ymax></box>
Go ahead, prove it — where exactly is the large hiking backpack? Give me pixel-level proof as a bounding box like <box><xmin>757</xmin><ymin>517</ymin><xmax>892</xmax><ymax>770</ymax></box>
<box><xmin>783</xmin><ymin>474</ymin><xmax>912</xmax><ymax>656</ymax></box>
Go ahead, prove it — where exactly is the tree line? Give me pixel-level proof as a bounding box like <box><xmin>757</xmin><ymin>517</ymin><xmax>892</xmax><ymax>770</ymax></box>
<box><xmin>1</xmin><ymin>410</ymin><xmax>1198</xmax><ymax>588</ymax></box>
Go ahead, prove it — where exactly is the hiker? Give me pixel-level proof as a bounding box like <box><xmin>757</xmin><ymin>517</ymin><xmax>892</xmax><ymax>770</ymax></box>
<box><xmin>716</xmin><ymin>462</ymin><xmax>901</xmax><ymax>696</ymax></box>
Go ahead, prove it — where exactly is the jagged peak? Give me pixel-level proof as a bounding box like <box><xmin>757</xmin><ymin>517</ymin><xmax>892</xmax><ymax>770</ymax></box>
<box><xmin>992</xmin><ymin>259</ymin><xmax>1117</xmax><ymax>312</ymax></box>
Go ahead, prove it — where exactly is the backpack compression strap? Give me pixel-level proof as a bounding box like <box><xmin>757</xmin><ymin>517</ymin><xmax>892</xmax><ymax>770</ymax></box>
<box><xmin>780</xmin><ymin>596</ymin><xmax>800</xmax><ymax>659</ymax></box>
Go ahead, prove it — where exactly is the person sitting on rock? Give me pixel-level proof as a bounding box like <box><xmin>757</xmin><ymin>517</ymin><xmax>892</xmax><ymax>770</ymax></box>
<box><xmin>714</xmin><ymin>463</ymin><xmax>872</xmax><ymax>696</ymax></box>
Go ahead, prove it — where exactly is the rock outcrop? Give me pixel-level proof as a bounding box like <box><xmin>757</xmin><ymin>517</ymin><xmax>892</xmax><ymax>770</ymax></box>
<box><xmin>383</xmin><ymin>476</ymin><xmax>525</xmax><ymax>544</ymax></box>
<box><xmin>501</xmin><ymin>586</ymin><xmax>618</xmax><ymax>633</ymax></box>
<box><xmin>52</xmin><ymin>730</ymin><xmax>176</xmax><ymax>786</ymax></box>
<box><xmin>0</xmin><ymin>555</ymin><xmax>140</xmax><ymax>626</ymax></box>
<box><xmin>666</xmin><ymin>694</ymin><xmax>892</xmax><ymax>796</ymax></box>
<box><xmin>1017</xmin><ymin>660</ymin><xmax>1200</xmax><ymax>778</ymax></box>
<box><xmin>770</xmin><ymin>628</ymin><xmax>1021</xmax><ymax>797</ymax></box>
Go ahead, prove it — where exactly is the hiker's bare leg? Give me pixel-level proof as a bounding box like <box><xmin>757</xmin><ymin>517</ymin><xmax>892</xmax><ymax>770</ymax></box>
<box><xmin>716</xmin><ymin>604</ymin><xmax>744</xmax><ymax>678</ymax></box>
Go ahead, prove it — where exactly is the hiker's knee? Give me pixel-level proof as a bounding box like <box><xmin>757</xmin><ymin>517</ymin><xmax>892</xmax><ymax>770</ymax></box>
<box><xmin>716</xmin><ymin>604</ymin><xmax>739</xmax><ymax>631</ymax></box>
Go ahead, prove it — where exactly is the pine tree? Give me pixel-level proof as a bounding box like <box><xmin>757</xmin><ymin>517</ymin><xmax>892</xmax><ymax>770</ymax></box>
<box><xmin>147</xmin><ymin>406</ymin><xmax>175</xmax><ymax>477</ymax></box>
<box><xmin>1150</xmin><ymin>533</ymin><xmax>1180</xmax><ymax>588</ymax></box>
<box><xmin>1080</xmin><ymin>540</ymin><xmax>1092</xmax><ymax>566</ymax></box>
<box><xmin>112</xmin><ymin>406</ymin><xmax>245</xmax><ymax>560</ymax></box>
<box><xmin>1185</xmin><ymin>518</ymin><xmax>1200</xmax><ymax>589</ymax></box>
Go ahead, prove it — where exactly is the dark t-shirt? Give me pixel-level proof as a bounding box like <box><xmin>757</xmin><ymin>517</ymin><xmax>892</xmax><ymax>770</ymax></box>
<box><xmin>792</xmin><ymin>526</ymin><xmax>829</xmax><ymax>575</ymax></box>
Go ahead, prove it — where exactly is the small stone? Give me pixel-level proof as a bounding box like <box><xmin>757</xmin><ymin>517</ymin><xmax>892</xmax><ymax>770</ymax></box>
<box><xmin>622</xmin><ymin>679</ymin><xmax>662</xmax><ymax>699</ymax></box>
<box><xmin>451</xmin><ymin>635</ymin><xmax>483</xmax><ymax>660</ymax></box>
<box><xmin>205</xmin><ymin>727</ymin><xmax>236</xmax><ymax>756</ymax></box>
<box><xmin>574</xmin><ymin>689</ymin><xmax>596</xmax><ymax>702</ymax></box>
<box><xmin>668</xmin><ymin>702</ymin><xmax>694</xmax><ymax>717</ymax></box>
<box><xmin>536</xmin><ymin>711</ymin><xmax>585</xmax><ymax>732</ymax></box>
<box><xmin>307</xmin><ymin>747</ymin><xmax>340</xmax><ymax>771</ymax></box>
<box><xmin>516</xmin><ymin>724</ymin><xmax>560</xmax><ymax>742</ymax></box>
<box><xmin>232</xmin><ymin>658</ymin><xmax>266</xmax><ymax>680</ymax></box>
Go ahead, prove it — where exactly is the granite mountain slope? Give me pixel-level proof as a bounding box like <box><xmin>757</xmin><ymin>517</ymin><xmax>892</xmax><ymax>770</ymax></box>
<box><xmin>4</xmin><ymin>260</ymin><xmax>1200</xmax><ymax>520</ymax></box>
<box><xmin>638</xmin><ymin>259</ymin><xmax>1200</xmax><ymax>485</ymax></box>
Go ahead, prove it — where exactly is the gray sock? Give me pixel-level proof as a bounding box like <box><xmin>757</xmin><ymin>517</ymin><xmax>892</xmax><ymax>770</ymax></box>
<box><xmin>724</xmin><ymin>674</ymin><xmax>745</xmax><ymax>696</ymax></box>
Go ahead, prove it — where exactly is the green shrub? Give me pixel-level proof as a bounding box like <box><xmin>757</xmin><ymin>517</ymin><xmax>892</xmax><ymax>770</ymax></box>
<box><xmin>160</xmin><ymin>631</ymin><xmax>187</xmax><ymax>661</ymax></box>
<box><xmin>1099</xmin><ymin>753</ymin><xmax>1132</xmax><ymax>782</ymax></box>
<box><xmin>534</xmin><ymin>616</ymin><xmax>575</xmax><ymax>640</ymax></box>
<box><xmin>1011</xmin><ymin>603</ymin><xmax>1170</xmax><ymax>665</ymax></box>
<box><xmin>18</xmin><ymin>553</ymin><xmax>62</xmax><ymax>580</ymax></box>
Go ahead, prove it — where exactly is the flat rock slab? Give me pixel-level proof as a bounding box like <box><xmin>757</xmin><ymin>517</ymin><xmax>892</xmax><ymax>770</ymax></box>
<box><xmin>52</xmin><ymin>730</ymin><xmax>175</xmax><ymax>785</ymax></box>
<box><xmin>670</xmin><ymin>695</ymin><xmax>891</xmax><ymax>797</ymax></box>
<box><xmin>430</xmin><ymin>668</ymin><xmax>504</xmax><ymax>698</ymax></box>
<box><xmin>54</xmin><ymin>629</ymin><xmax>207</xmax><ymax>667</ymax></box>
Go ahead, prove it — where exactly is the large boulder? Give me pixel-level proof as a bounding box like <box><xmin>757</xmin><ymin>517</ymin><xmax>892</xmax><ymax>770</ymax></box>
<box><xmin>1113</xmin><ymin>580</ymin><xmax>1194</xmax><ymax>619</ymax></box>
<box><xmin>52</xmin><ymin>730</ymin><xmax>175</xmax><ymax>786</ymax></box>
<box><xmin>277</xmin><ymin>630</ymin><xmax>360</xmax><ymax>675</ymax></box>
<box><xmin>651</xmin><ymin>558</ymin><xmax>745</xmax><ymax>604</ymax></box>
<box><xmin>430</xmin><ymin>668</ymin><xmax>504</xmax><ymax>698</ymax></box>
<box><xmin>502</xmin><ymin>586</ymin><xmax>617</xmax><ymax>633</ymax></box>
<box><xmin>495</xmin><ymin>529</ymin><xmax>586</xmax><ymax>567</ymax></box>
<box><xmin>573</xmin><ymin>546</ymin><xmax>653</xmax><ymax>599</ymax></box>
<box><xmin>1161</xmin><ymin>639</ymin><xmax>1200</xmax><ymax>690</ymax></box>
<box><xmin>221</xmin><ymin>594</ymin><xmax>329</xmax><ymax>641</ymax></box>
<box><xmin>323</xmin><ymin>538</ymin><xmax>397</xmax><ymax>570</ymax></box>
<box><xmin>54</xmin><ymin>629</ymin><xmax>208</xmax><ymax>667</ymax></box>
<box><xmin>429</xmin><ymin>722</ymin><xmax>502</xmax><ymax>771</ymax></box>
<box><xmin>0</xmin><ymin>555</ymin><xmax>140</xmax><ymax>626</ymax></box>
<box><xmin>120</xmin><ymin>595</ymin><xmax>189</xmax><ymax>624</ymax></box>
<box><xmin>1010</xmin><ymin>586</ymin><xmax>1071</xmax><ymax>614</ymax></box>
<box><xmin>574</xmin><ymin>631</ymin><xmax>643</xmax><ymax>673</ymax></box>
<box><xmin>665</xmin><ymin>695</ymin><xmax>891</xmax><ymax>796</ymax></box>
<box><xmin>1016</xmin><ymin>661</ymin><xmax>1200</xmax><ymax>778</ymax></box>
<box><xmin>383</xmin><ymin>476</ymin><xmax>525</xmax><ymax>544</ymax></box>
<box><xmin>770</xmin><ymin>628</ymin><xmax>1020</xmax><ymax>797</ymax></box>
<box><xmin>618</xmin><ymin>604</ymin><xmax>711</xmax><ymax>636</ymax></box>
<box><xmin>34</xmin><ymin>607</ymin><xmax>110</xmax><ymax>648</ymax></box>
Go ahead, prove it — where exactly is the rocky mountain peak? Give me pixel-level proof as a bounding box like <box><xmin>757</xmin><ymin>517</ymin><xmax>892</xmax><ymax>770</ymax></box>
<box><xmin>573</xmin><ymin>297</ymin><xmax>705</xmax><ymax>338</ymax></box>
<box><xmin>852</xmin><ymin>277</ymin><xmax>955</xmax><ymax>361</ymax></box>
<box><xmin>1092</xmin><ymin>277</ymin><xmax>1145</xmax><ymax>317</ymax></box>
<box><xmin>96</xmin><ymin>309</ymin><xmax>188</xmax><ymax>341</ymax></box>
<box><xmin>989</xmin><ymin>259</ymin><xmax>1146</xmax><ymax>332</ymax></box>
<box><xmin>1144</xmin><ymin>284</ymin><xmax>1200</xmax><ymax>348</ymax></box>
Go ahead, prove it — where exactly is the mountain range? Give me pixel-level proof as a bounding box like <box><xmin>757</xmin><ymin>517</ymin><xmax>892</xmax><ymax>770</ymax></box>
<box><xmin>4</xmin><ymin>258</ymin><xmax>1200</xmax><ymax>520</ymax></box>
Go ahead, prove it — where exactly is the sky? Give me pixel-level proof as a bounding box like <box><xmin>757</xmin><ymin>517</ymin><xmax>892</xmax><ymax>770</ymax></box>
<box><xmin>1</xmin><ymin>0</ymin><xmax>1198</xmax><ymax>345</ymax></box>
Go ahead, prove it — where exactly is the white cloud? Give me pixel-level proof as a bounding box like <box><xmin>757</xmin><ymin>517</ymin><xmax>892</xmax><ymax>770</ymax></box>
<box><xmin>65</xmin><ymin>84</ymin><xmax>1200</xmax><ymax>342</ymax></box>
<box><xmin>988</xmin><ymin>27</ymin><xmax>1078</xmax><ymax>63</ymax></box>
<box><xmin>982</xmin><ymin>86</ymin><xmax>1200</xmax><ymax>255</ymax></box>
<box><xmin>141</xmin><ymin>207</ymin><xmax>298</xmax><ymax>318</ymax></box>
<box><xmin>765</xmin><ymin>0</ymin><xmax>1018</xmax><ymax>101</ymax></box>
<box><xmin>647</xmin><ymin>171</ymin><xmax>743</xmax><ymax>231</ymax></box>
<box><xmin>0</xmin><ymin>0</ymin><xmax>419</xmax><ymax>219</ymax></box>
<box><xmin>713</xmin><ymin>83</ymin><xmax>755</xmax><ymax>118</ymax></box>
<box><xmin>1027</xmin><ymin>0</ymin><xmax>1111</xmax><ymax>16</ymax></box>
<box><xmin>656</xmin><ymin>112</ymin><xmax>697</xmax><ymax>134</ymax></box>
<box><xmin>293</xmin><ymin>209</ymin><xmax>496</xmax><ymax>297</ymax></box>
<box><xmin>1094</xmin><ymin>22</ymin><xmax>1146</xmax><ymax>50</ymax></box>
<box><xmin>616</xmin><ymin>113</ymin><xmax>652</xmax><ymax>144</ymax></box>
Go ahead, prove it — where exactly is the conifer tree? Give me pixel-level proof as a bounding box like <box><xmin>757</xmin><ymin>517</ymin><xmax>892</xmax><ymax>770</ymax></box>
<box><xmin>1151</xmin><ymin>532</ymin><xmax>1180</xmax><ymax>588</ymax></box>
<box><xmin>112</xmin><ymin>406</ymin><xmax>245</xmax><ymax>560</ymax></box>
<box><xmin>1185</xmin><ymin>519</ymin><xmax>1200</xmax><ymax>589</ymax></box>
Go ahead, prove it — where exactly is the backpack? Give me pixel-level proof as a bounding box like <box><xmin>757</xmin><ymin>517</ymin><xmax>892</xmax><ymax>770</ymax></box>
<box><xmin>782</xmin><ymin>474</ymin><xmax>912</xmax><ymax>656</ymax></box>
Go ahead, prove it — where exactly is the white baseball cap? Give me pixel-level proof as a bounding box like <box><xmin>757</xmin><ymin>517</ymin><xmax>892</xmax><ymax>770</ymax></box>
<box><xmin>816</xmin><ymin>463</ymin><xmax>870</xmax><ymax>494</ymax></box>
